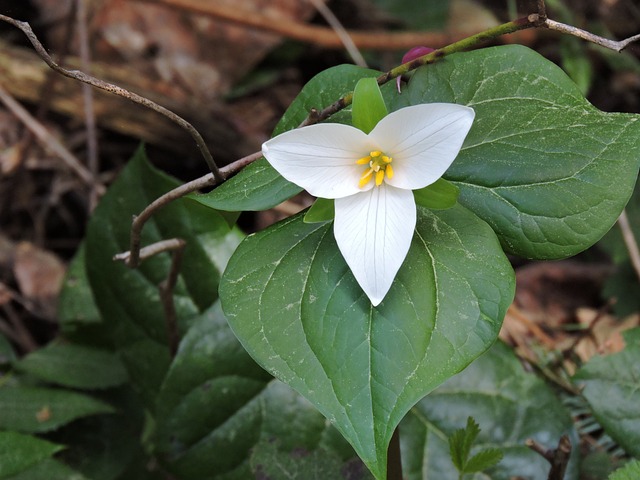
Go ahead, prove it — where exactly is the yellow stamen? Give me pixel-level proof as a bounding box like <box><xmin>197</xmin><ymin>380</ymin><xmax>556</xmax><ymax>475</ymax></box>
<box><xmin>359</xmin><ymin>169</ymin><xmax>373</xmax><ymax>188</ymax></box>
<box><xmin>355</xmin><ymin>150</ymin><xmax>394</xmax><ymax>188</ymax></box>
<box><xmin>386</xmin><ymin>164</ymin><xmax>394</xmax><ymax>179</ymax></box>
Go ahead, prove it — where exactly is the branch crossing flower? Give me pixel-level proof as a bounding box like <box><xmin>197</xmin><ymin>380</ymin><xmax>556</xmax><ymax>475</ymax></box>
<box><xmin>262</xmin><ymin>103</ymin><xmax>475</xmax><ymax>306</ymax></box>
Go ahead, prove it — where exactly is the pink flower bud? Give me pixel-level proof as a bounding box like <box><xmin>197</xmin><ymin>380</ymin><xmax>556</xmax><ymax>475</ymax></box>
<box><xmin>397</xmin><ymin>46</ymin><xmax>435</xmax><ymax>93</ymax></box>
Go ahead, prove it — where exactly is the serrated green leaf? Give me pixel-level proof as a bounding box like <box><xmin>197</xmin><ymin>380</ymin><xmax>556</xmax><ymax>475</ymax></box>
<box><xmin>400</xmin><ymin>341</ymin><xmax>579</xmax><ymax>480</ymax></box>
<box><xmin>392</xmin><ymin>44</ymin><xmax>640</xmax><ymax>259</ymax></box>
<box><xmin>573</xmin><ymin>327</ymin><xmax>640</xmax><ymax>458</ymax></box>
<box><xmin>198</xmin><ymin>65</ymin><xmax>385</xmax><ymax>212</ymax></box>
<box><xmin>463</xmin><ymin>448</ymin><xmax>503</xmax><ymax>473</ymax></box>
<box><xmin>0</xmin><ymin>431</ymin><xmax>64</xmax><ymax>478</ymax></box>
<box><xmin>85</xmin><ymin>147</ymin><xmax>243</xmax><ymax>409</ymax></box>
<box><xmin>352</xmin><ymin>77</ymin><xmax>388</xmax><ymax>134</ymax></box>
<box><xmin>413</xmin><ymin>178</ymin><xmax>459</xmax><ymax>210</ymax></box>
<box><xmin>153</xmin><ymin>304</ymin><xmax>359</xmax><ymax>478</ymax></box>
<box><xmin>304</xmin><ymin>198</ymin><xmax>334</xmax><ymax>223</ymax></box>
<box><xmin>449</xmin><ymin>417</ymin><xmax>480</xmax><ymax>471</ymax></box>
<box><xmin>609</xmin><ymin>460</ymin><xmax>640</xmax><ymax>480</ymax></box>
<box><xmin>220</xmin><ymin>204</ymin><xmax>514</xmax><ymax>479</ymax></box>
<box><xmin>15</xmin><ymin>343</ymin><xmax>127</xmax><ymax>390</ymax></box>
<box><xmin>0</xmin><ymin>386</ymin><xmax>114</xmax><ymax>433</ymax></box>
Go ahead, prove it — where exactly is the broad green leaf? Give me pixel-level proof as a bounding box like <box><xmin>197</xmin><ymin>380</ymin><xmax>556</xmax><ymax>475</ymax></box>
<box><xmin>573</xmin><ymin>328</ymin><xmax>640</xmax><ymax>458</ymax></box>
<box><xmin>5</xmin><ymin>458</ymin><xmax>88</xmax><ymax>480</ymax></box>
<box><xmin>352</xmin><ymin>77</ymin><xmax>388</xmax><ymax>134</ymax></box>
<box><xmin>413</xmin><ymin>178</ymin><xmax>459</xmax><ymax>210</ymax></box>
<box><xmin>0</xmin><ymin>431</ymin><xmax>64</xmax><ymax>478</ymax></box>
<box><xmin>609</xmin><ymin>460</ymin><xmax>640</xmax><ymax>480</ymax></box>
<box><xmin>15</xmin><ymin>343</ymin><xmax>128</xmax><ymax>390</ymax></box>
<box><xmin>249</xmin><ymin>440</ymin><xmax>372</xmax><ymax>480</ymax></box>
<box><xmin>304</xmin><ymin>198</ymin><xmax>334</xmax><ymax>223</ymax></box>
<box><xmin>400</xmin><ymin>341</ymin><xmax>579</xmax><ymax>479</ymax></box>
<box><xmin>153</xmin><ymin>303</ymin><xmax>362</xmax><ymax>478</ymax></box>
<box><xmin>197</xmin><ymin>65</ymin><xmax>384</xmax><ymax>212</ymax></box>
<box><xmin>220</xmin><ymin>204</ymin><xmax>514</xmax><ymax>479</ymax></box>
<box><xmin>48</xmin><ymin>388</ymin><xmax>148</xmax><ymax>480</ymax></box>
<box><xmin>85</xmin><ymin>147</ymin><xmax>243</xmax><ymax>409</ymax></box>
<box><xmin>392</xmin><ymin>44</ymin><xmax>640</xmax><ymax>259</ymax></box>
<box><xmin>0</xmin><ymin>386</ymin><xmax>114</xmax><ymax>433</ymax></box>
<box><xmin>57</xmin><ymin>243</ymin><xmax>102</xmax><ymax>342</ymax></box>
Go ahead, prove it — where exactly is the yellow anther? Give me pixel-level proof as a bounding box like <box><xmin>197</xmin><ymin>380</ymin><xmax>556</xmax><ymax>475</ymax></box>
<box><xmin>357</xmin><ymin>149</ymin><xmax>393</xmax><ymax>189</ymax></box>
<box><xmin>359</xmin><ymin>169</ymin><xmax>373</xmax><ymax>188</ymax></box>
<box><xmin>386</xmin><ymin>164</ymin><xmax>394</xmax><ymax>179</ymax></box>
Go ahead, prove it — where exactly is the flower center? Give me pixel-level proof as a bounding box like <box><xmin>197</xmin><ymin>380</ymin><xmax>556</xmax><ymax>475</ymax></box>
<box><xmin>356</xmin><ymin>150</ymin><xmax>394</xmax><ymax>188</ymax></box>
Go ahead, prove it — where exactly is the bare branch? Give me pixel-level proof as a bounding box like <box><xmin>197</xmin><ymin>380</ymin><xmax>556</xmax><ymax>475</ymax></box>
<box><xmin>0</xmin><ymin>14</ymin><xmax>224</xmax><ymax>182</ymax></box>
<box><xmin>542</xmin><ymin>18</ymin><xmax>640</xmax><ymax>52</ymax></box>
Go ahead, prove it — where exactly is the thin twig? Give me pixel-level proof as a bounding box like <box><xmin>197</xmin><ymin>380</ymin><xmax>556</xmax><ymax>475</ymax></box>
<box><xmin>117</xmin><ymin>151</ymin><xmax>262</xmax><ymax>267</ymax></box>
<box><xmin>542</xmin><ymin>18</ymin><xmax>640</xmax><ymax>52</ymax></box>
<box><xmin>308</xmin><ymin>0</ymin><xmax>367</xmax><ymax>67</ymax></box>
<box><xmin>76</xmin><ymin>0</ymin><xmax>100</xmax><ymax>210</ymax></box>
<box><xmin>1</xmin><ymin>303</ymin><xmax>38</xmax><ymax>353</ymax></box>
<box><xmin>0</xmin><ymin>14</ymin><xmax>224</xmax><ymax>182</ymax></box>
<box><xmin>157</xmin><ymin>240</ymin><xmax>186</xmax><ymax>357</ymax></box>
<box><xmin>0</xmin><ymin>81</ymin><xmax>102</xmax><ymax>191</ymax></box>
<box><xmin>617</xmin><ymin>209</ymin><xmax>640</xmax><ymax>283</ymax></box>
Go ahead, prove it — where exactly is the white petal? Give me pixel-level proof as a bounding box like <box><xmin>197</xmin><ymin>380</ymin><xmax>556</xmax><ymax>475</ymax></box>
<box><xmin>370</xmin><ymin>103</ymin><xmax>475</xmax><ymax>190</ymax></box>
<box><xmin>262</xmin><ymin>123</ymin><xmax>376</xmax><ymax>199</ymax></box>
<box><xmin>334</xmin><ymin>185</ymin><xmax>416</xmax><ymax>306</ymax></box>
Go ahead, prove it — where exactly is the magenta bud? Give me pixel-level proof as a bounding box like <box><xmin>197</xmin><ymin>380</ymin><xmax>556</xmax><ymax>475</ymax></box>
<box><xmin>397</xmin><ymin>46</ymin><xmax>435</xmax><ymax>93</ymax></box>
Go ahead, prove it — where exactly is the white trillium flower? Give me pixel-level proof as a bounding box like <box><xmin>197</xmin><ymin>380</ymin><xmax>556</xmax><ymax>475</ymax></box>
<box><xmin>262</xmin><ymin>103</ymin><xmax>475</xmax><ymax>306</ymax></box>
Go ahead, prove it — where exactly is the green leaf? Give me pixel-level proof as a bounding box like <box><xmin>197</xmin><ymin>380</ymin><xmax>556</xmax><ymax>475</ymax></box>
<box><xmin>0</xmin><ymin>386</ymin><xmax>114</xmax><ymax>433</ymax></box>
<box><xmin>400</xmin><ymin>341</ymin><xmax>579</xmax><ymax>480</ymax></box>
<box><xmin>573</xmin><ymin>328</ymin><xmax>640</xmax><ymax>458</ymax></box>
<box><xmin>448</xmin><ymin>417</ymin><xmax>480</xmax><ymax>471</ymax></box>
<box><xmin>198</xmin><ymin>65</ymin><xmax>384</xmax><ymax>212</ymax></box>
<box><xmin>57</xmin><ymin>243</ymin><xmax>102</xmax><ymax>342</ymax></box>
<box><xmin>220</xmin><ymin>204</ymin><xmax>514</xmax><ymax>479</ymax></box>
<box><xmin>609</xmin><ymin>460</ymin><xmax>640</xmax><ymax>480</ymax></box>
<box><xmin>15</xmin><ymin>343</ymin><xmax>128</xmax><ymax>390</ymax></box>
<box><xmin>0</xmin><ymin>332</ymin><xmax>16</xmax><ymax>365</ymax></box>
<box><xmin>49</xmin><ymin>388</ymin><xmax>148</xmax><ymax>480</ymax></box>
<box><xmin>392</xmin><ymin>44</ymin><xmax>640</xmax><ymax>259</ymax></box>
<box><xmin>352</xmin><ymin>77</ymin><xmax>388</xmax><ymax>134</ymax></box>
<box><xmin>250</xmin><ymin>440</ymin><xmax>372</xmax><ymax>480</ymax></box>
<box><xmin>85</xmin><ymin>147</ymin><xmax>243</xmax><ymax>409</ymax></box>
<box><xmin>464</xmin><ymin>448</ymin><xmax>504</xmax><ymax>474</ymax></box>
<box><xmin>413</xmin><ymin>178</ymin><xmax>459</xmax><ymax>210</ymax></box>
<box><xmin>304</xmin><ymin>198</ymin><xmax>334</xmax><ymax>223</ymax></box>
<box><xmin>5</xmin><ymin>458</ymin><xmax>89</xmax><ymax>480</ymax></box>
<box><xmin>370</xmin><ymin>0</ymin><xmax>449</xmax><ymax>30</ymax></box>
<box><xmin>153</xmin><ymin>303</ymin><xmax>360</xmax><ymax>478</ymax></box>
<box><xmin>599</xmin><ymin>175</ymin><xmax>640</xmax><ymax>316</ymax></box>
<box><xmin>0</xmin><ymin>432</ymin><xmax>64</xmax><ymax>478</ymax></box>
